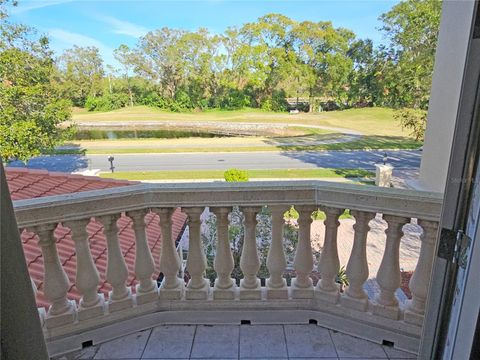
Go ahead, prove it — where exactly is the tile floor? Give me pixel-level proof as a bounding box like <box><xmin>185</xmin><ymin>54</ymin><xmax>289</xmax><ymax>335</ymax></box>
<box><xmin>53</xmin><ymin>324</ymin><xmax>417</xmax><ymax>360</ymax></box>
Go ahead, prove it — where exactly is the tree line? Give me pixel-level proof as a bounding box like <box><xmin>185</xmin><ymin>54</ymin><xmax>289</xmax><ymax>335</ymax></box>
<box><xmin>1</xmin><ymin>0</ymin><xmax>441</xmax><ymax>161</ymax></box>
<box><xmin>53</xmin><ymin>1</ymin><xmax>441</xmax><ymax>113</ymax></box>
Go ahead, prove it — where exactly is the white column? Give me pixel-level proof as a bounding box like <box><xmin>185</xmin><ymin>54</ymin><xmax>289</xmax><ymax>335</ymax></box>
<box><xmin>212</xmin><ymin>207</ymin><xmax>236</xmax><ymax>300</ymax></box>
<box><xmin>315</xmin><ymin>207</ymin><xmax>342</xmax><ymax>304</ymax></box>
<box><xmin>127</xmin><ymin>210</ymin><xmax>158</xmax><ymax>305</ymax></box>
<box><xmin>373</xmin><ymin>215</ymin><xmax>409</xmax><ymax>319</ymax></box>
<box><xmin>291</xmin><ymin>206</ymin><xmax>315</xmax><ymax>299</ymax></box>
<box><xmin>266</xmin><ymin>205</ymin><xmax>288</xmax><ymax>299</ymax></box>
<box><xmin>341</xmin><ymin>211</ymin><xmax>376</xmax><ymax>311</ymax></box>
<box><xmin>155</xmin><ymin>208</ymin><xmax>184</xmax><ymax>300</ymax></box>
<box><xmin>66</xmin><ymin>219</ymin><xmax>105</xmax><ymax>320</ymax></box>
<box><xmin>99</xmin><ymin>214</ymin><xmax>133</xmax><ymax>312</ymax></box>
<box><xmin>413</xmin><ymin>0</ymin><xmax>476</xmax><ymax>192</ymax></box>
<box><xmin>33</xmin><ymin>224</ymin><xmax>76</xmax><ymax>328</ymax></box>
<box><xmin>405</xmin><ymin>220</ymin><xmax>438</xmax><ymax>326</ymax></box>
<box><xmin>183</xmin><ymin>207</ymin><xmax>210</xmax><ymax>300</ymax></box>
<box><xmin>239</xmin><ymin>206</ymin><xmax>262</xmax><ymax>300</ymax></box>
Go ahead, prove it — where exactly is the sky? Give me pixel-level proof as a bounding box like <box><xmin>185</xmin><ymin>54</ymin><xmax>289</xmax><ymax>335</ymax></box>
<box><xmin>9</xmin><ymin>0</ymin><xmax>399</xmax><ymax>67</ymax></box>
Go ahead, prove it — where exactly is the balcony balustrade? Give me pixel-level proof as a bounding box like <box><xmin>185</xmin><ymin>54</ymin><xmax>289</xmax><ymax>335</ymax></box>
<box><xmin>12</xmin><ymin>181</ymin><xmax>442</xmax><ymax>357</ymax></box>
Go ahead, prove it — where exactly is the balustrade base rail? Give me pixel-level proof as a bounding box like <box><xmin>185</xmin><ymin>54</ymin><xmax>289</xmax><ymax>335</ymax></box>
<box><xmin>46</xmin><ymin>303</ymin><xmax>421</xmax><ymax>358</ymax></box>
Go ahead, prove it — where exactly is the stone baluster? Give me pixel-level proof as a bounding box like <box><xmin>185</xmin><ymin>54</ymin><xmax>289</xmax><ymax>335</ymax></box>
<box><xmin>373</xmin><ymin>215</ymin><xmax>409</xmax><ymax>319</ymax></box>
<box><xmin>291</xmin><ymin>206</ymin><xmax>315</xmax><ymax>299</ymax></box>
<box><xmin>183</xmin><ymin>207</ymin><xmax>210</xmax><ymax>300</ymax></box>
<box><xmin>405</xmin><ymin>220</ymin><xmax>438</xmax><ymax>325</ymax></box>
<box><xmin>315</xmin><ymin>207</ymin><xmax>342</xmax><ymax>304</ymax></box>
<box><xmin>155</xmin><ymin>208</ymin><xmax>184</xmax><ymax>300</ymax></box>
<box><xmin>66</xmin><ymin>219</ymin><xmax>105</xmax><ymax>320</ymax></box>
<box><xmin>99</xmin><ymin>214</ymin><xmax>133</xmax><ymax>312</ymax></box>
<box><xmin>212</xmin><ymin>207</ymin><xmax>236</xmax><ymax>300</ymax></box>
<box><xmin>266</xmin><ymin>205</ymin><xmax>288</xmax><ymax>299</ymax></box>
<box><xmin>33</xmin><ymin>224</ymin><xmax>76</xmax><ymax>328</ymax></box>
<box><xmin>127</xmin><ymin>210</ymin><xmax>158</xmax><ymax>304</ymax></box>
<box><xmin>341</xmin><ymin>211</ymin><xmax>376</xmax><ymax>311</ymax></box>
<box><xmin>178</xmin><ymin>243</ymin><xmax>185</xmax><ymax>280</ymax></box>
<box><xmin>239</xmin><ymin>206</ymin><xmax>262</xmax><ymax>300</ymax></box>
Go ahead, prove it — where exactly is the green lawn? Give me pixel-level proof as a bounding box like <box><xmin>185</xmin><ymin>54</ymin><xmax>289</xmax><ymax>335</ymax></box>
<box><xmin>99</xmin><ymin>168</ymin><xmax>374</xmax><ymax>181</ymax></box>
<box><xmin>72</xmin><ymin>105</ymin><xmax>410</xmax><ymax>137</ymax></box>
<box><xmin>55</xmin><ymin>134</ymin><xmax>420</xmax><ymax>155</ymax></box>
<box><xmin>64</xmin><ymin>106</ymin><xmax>421</xmax><ymax>154</ymax></box>
<box><xmin>274</xmin><ymin>135</ymin><xmax>422</xmax><ymax>151</ymax></box>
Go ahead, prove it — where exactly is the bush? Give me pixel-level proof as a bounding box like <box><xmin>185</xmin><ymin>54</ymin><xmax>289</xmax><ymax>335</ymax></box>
<box><xmin>224</xmin><ymin>168</ymin><xmax>249</xmax><ymax>182</ymax></box>
<box><xmin>85</xmin><ymin>93</ymin><xmax>129</xmax><ymax>112</ymax></box>
<box><xmin>271</xmin><ymin>90</ymin><xmax>288</xmax><ymax>112</ymax></box>
<box><xmin>173</xmin><ymin>89</ymin><xmax>195</xmax><ymax>110</ymax></box>
<box><xmin>261</xmin><ymin>99</ymin><xmax>273</xmax><ymax>111</ymax></box>
<box><xmin>258</xmin><ymin>90</ymin><xmax>287</xmax><ymax>112</ymax></box>
<box><xmin>139</xmin><ymin>92</ymin><xmax>167</xmax><ymax>108</ymax></box>
<box><xmin>197</xmin><ymin>98</ymin><xmax>209</xmax><ymax>110</ymax></box>
<box><xmin>219</xmin><ymin>88</ymin><xmax>252</xmax><ymax>110</ymax></box>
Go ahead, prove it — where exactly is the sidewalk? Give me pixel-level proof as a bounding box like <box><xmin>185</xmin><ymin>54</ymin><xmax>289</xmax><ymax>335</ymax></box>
<box><xmin>391</xmin><ymin>169</ymin><xmax>420</xmax><ymax>189</ymax></box>
<box><xmin>139</xmin><ymin>177</ymin><xmax>365</xmax><ymax>184</ymax></box>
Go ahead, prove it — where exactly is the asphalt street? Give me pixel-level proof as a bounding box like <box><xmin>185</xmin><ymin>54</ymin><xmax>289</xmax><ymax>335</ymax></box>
<box><xmin>7</xmin><ymin>150</ymin><xmax>422</xmax><ymax>173</ymax></box>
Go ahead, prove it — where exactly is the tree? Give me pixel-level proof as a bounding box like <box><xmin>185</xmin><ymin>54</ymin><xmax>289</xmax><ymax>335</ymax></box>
<box><xmin>56</xmin><ymin>45</ymin><xmax>104</xmax><ymax>106</ymax></box>
<box><xmin>132</xmin><ymin>28</ymin><xmax>227</xmax><ymax>110</ymax></box>
<box><xmin>291</xmin><ymin>20</ymin><xmax>355</xmax><ymax>109</ymax></box>
<box><xmin>377</xmin><ymin>0</ymin><xmax>442</xmax><ymax>140</ymax></box>
<box><xmin>347</xmin><ymin>39</ymin><xmax>375</xmax><ymax>105</ymax></box>
<box><xmin>136</xmin><ymin>28</ymin><xmax>186</xmax><ymax>99</ymax></box>
<box><xmin>379</xmin><ymin>0</ymin><xmax>442</xmax><ymax>109</ymax></box>
<box><xmin>394</xmin><ymin>108</ymin><xmax>427</xmax><ymax>140</ymax></box>
<box><xmin>114</xmin><ymin>44</ymin><xmax>136</xmax><ymax>107</ymax></box>
<box><xmin>239</xmin><ymin>14</ymin><xmax>295</xmax><ymax>106</ymax></box>
<box><xmin>1</xmin><ymin>3</ymin><xmax>440</xmax><ymax>117</ymax></box>
<box><xmin>176</xmin><ymin>28</ymin><xmax>222</xmax><ymax>108</ymax></box>
<box><xmin>0</xmin><ymin>0</ymin><xmax>72</xmax><ymax>162</ymax></box>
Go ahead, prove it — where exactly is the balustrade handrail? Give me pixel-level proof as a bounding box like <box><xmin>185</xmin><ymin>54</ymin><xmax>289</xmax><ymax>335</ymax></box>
<box><xmin>12</xmin><ymin>180</ymin><xmax>443</xmax><ymax>228</ymax></box>
<box><xmin>14</xmin><ymin>179</ymin><xmax>445</xmax><ymax>355</ymax></box>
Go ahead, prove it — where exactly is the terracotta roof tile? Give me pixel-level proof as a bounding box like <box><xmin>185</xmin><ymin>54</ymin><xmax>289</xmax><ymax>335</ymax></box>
<box><xmin>7</xmin><ymin>168</ymin><xmax>188</xmax><ymax>310</ymax></box>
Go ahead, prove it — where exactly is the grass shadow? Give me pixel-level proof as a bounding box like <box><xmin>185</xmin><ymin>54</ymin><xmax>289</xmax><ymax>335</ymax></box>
<box><xmin>267</xmin><ymin>135</ymin><xmax>421</xmax><ymax>152</ymax></box>
<box><xmin>45</xmin><ymin>142</ymin><xmax>86</xmax><ymax>155</ymax></box>
<box><xmin>7</xmin><ymin>143</ymin><xmax>89</xmax><ymax>173</ymax></box>
<box><xmin>265</xmin><ymin>132</ymin><xmax>345</xmax><ymax>146</ymax></box>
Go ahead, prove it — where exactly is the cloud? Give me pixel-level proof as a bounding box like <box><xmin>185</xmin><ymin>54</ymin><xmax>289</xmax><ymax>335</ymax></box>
<box><xmin>11</xmin><ymin>0</ymin><xmax>75</xmax><ymax>14</ymax></box>
<box><xmin>48</xmin><ymin>28</ymin><xmax>111</xmax><ymax>50</ymax></box>
<box><xmin>94</xmin><ymin>15</ymin><xmax>149</xmax><ymax>38</ymax></box>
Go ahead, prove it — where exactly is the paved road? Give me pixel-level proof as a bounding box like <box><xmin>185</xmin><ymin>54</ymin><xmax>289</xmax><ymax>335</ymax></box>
<box><xmin>7</xmin><ymin>150</ymin><xmax>421</xmax><ymax>173</ymax></box>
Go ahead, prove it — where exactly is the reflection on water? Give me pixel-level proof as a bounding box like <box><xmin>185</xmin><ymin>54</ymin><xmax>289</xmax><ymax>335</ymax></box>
<box><xmin>75</xmin><ymin>129</ymin><xmax>232</xmax><ymax>140</ymax></box>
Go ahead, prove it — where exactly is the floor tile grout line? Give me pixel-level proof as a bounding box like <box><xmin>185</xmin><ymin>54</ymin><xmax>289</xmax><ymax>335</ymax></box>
<box><xmin>282</xmin><ymin>324</ymin><xmax>290</xmax><ymax>360</ymax></box>
<box><xmin>381</xmin><ymin>344</ymin><xmax>391</xmax><ymax>360</ymax></box>
<box><xmin>327</xmin><ymin>329</ymin><xmax>340</xmax><ymax>360</ymax></box>
<box><xmin>91</xmin><ymin>341</ymin><xmax>101</xmax><ymax>359</ymax></box>
<box><xmin>139</xmin><ymin>327</ymin><xmax>154</xmax><ymax>359</ymax></box>
<box><xmin>238</xmin><ymin>324</ymin><xmax>241</xmax><ymax>360</ymax></box>
<box><xmin>188</xmin><ymin>325</ymin><xmax>198</xmax><ymax>360</ymax></box>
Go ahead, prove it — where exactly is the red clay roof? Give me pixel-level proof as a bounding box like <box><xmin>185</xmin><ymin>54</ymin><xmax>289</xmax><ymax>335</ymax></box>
<box><xmin>7</xmin><ymin>168</ymin><xmax>188</xmax><ymax>309</ymax></box>
<box><xmin>6</xmin><ymin>168</ymin><xmax>135</xmax><ymax>200</ymax></box>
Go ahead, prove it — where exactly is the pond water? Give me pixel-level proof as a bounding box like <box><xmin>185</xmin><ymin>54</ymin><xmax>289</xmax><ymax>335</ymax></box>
<box><xmin>75</xmin><ymin>129</ymin><xmax>231</xmax><ymax>140</ymax></box>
